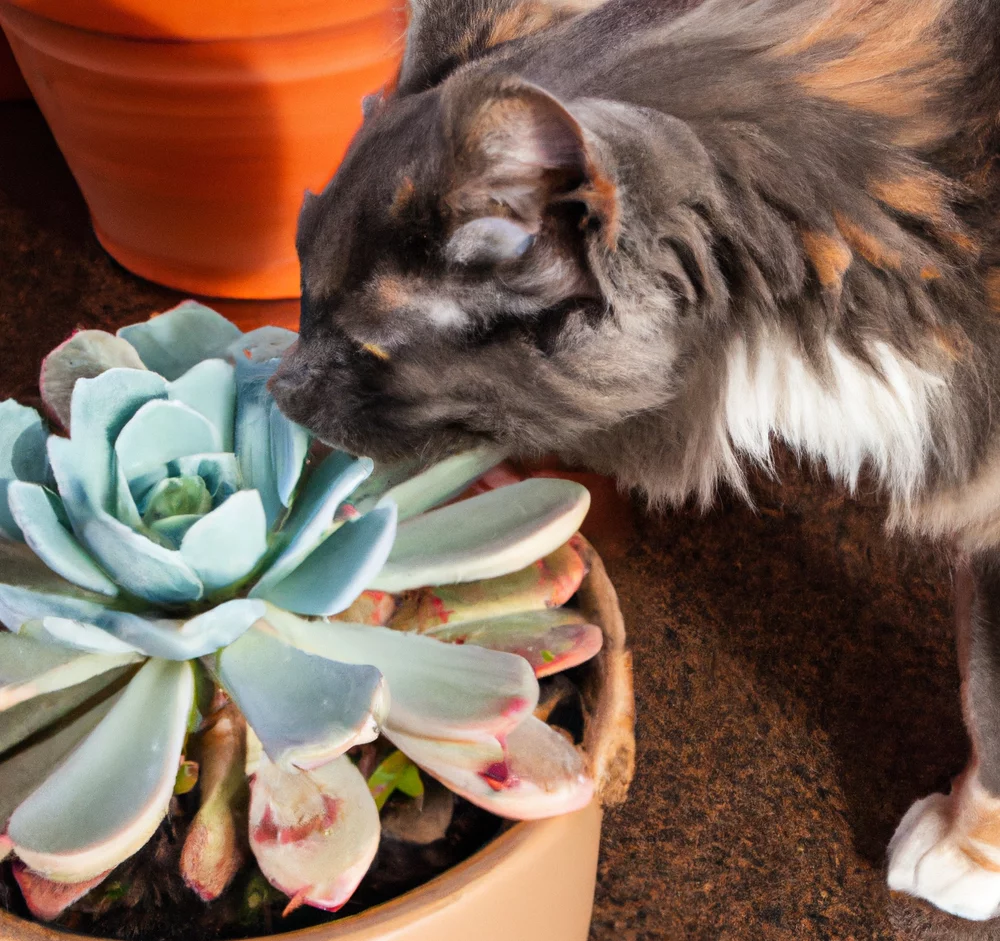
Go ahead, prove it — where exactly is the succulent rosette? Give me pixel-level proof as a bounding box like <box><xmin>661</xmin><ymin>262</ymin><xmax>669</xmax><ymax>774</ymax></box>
<box><xmin>0</xmin><ymin>303</ymin><xmax>604</xmax><ymax>920</ymax></box>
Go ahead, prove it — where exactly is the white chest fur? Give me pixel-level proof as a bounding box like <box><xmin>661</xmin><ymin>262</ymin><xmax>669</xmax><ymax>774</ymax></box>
<box><xmin>723</xmin><ymin>329</ymin><xmax>947</xmax><ymax>502</ymax></box>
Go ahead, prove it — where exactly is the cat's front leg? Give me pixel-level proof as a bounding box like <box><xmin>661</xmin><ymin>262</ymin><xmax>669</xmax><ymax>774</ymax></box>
<box><xmin>887</xmin><ymin>556</ymin><xmax>1000</xmax><ymax>921</ymax></box>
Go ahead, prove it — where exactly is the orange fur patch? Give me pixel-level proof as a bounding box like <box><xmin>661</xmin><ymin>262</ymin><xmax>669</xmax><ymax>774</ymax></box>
<box><xmin>921</xmin><ymin>264</ymin><xmax>942</xmax><ymax>280</ymax></box>
<box><xmin>959</xmin><ymin>843</ymin><xmax>1000</xmax><ymax>874</ymax></box>
<box><xmin>774</xmin><ymin>0</ymin><xmax>956</xmax><ymax>147</ymax></box>
<box><xmin>871</xmin><ymin>173</ymin><xmax>977</xmax><ymax>255</ymax></box>
<box><xmin>871</xmin><ymin>174</ymin><xmax>949</xmax><ymax>224</ymax></box>
<box><xmin>374</xmin><ymin>276</ymin><xmax>411</xmax><ymax>310</ymax></box>
<box><xmin>986</xmin><ymin>269</ymin><xmax>1000</xmax><ymax>312</ymax></box>
<box><xmin>580</xmin><ymin>170</ymin><xmax>621</xmax><ymax>250</ymax></box>
<box><xmin>834</xmin><ymin>212</ymin><xmax>903</xmax><ymax>271</ymax></box>
<box><xmin>390</xmin><ymin>177</ymin><xmax>416</xmax><ymax>218</ymax></box>
<box><xmin>801</xmin><ymin>228</ymin><xmax>853</xmax><ymax>290</ymax></box>
<box><xmin>361</xmin><ymin>342</ymin><xmax>390</xmax><ymax>361</ymax></box>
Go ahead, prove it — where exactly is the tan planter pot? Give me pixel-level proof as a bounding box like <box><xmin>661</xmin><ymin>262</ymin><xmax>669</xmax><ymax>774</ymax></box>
<box><xmin>0</xmin><ymin>539</ymin><xmax>635</xmax><ymax>941</ymax></box>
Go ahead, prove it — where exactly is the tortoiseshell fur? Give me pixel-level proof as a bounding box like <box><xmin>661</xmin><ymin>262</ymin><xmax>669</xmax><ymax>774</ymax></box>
<box><xmin>272</xmin><ymin>0</ymin><xmax>1000</xmax><ymax>920</ymax></box>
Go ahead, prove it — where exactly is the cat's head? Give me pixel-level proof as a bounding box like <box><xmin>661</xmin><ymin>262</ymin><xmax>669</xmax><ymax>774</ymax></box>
<box><xmin>270</xmin><ymin>0</ymin><xmax>714</xmax><ymax>463</ymax></box>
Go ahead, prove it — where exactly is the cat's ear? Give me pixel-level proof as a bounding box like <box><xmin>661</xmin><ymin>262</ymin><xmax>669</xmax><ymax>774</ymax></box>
<box><xmin>443</xmin><ymin>76</ymin><xmax>619</xmax><ymax>247</ymax></box>
<box><xmin>398</xmin><ymin>0</ymin><xmax>598</xmax><ymax>95</ymax></box>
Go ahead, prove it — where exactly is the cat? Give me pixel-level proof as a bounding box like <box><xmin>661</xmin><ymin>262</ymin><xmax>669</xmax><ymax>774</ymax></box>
<box><xmin>269</xmin><ymin>0</ymin><xmax>1000</xmax><ymax>922</ymax></box>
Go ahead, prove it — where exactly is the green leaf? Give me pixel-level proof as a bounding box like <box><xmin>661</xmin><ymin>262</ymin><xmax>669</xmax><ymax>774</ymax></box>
<box><xmin>39</xmin><ymin>330</ymin><xmax>147</xmax><ymax>431</ymax></box>
<box><xmin>7</xmin><ymin>658</ymin><xmax>195</xmax><ymax>882</ymax></box>
<box><xmin>0</xmin><ymin>400</ymin><xmax>49</xmax><ymax>541</ymax></box>
<box><xmin>217</xmin><ymin>624</ymin><xmax>387</xmax><ymax>771</ymax></box>
<box><xmin>141</xmin><ymin>476</ymin><xmax>212</xmax><ymax>525</ymax></box>
<box><xmin>118</xmin><ymin>302</ymin><xmax>243</xmax><ymax>381</ymax></box>
<box><xmin>368</xmin><ymin>479</ymin><xmax>590</xmax><ymax>592</ymax></box>
<box><xmin>367</xmin><ymin>750</ymin><xmax>423</xmax><ymax>811</ymax></box>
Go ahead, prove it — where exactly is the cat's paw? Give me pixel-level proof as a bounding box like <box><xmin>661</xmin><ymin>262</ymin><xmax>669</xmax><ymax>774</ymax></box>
<box><xmin>887</xmin><ymin>787</ymin><xmax>1000</xmax><ymax>922</ymax></box>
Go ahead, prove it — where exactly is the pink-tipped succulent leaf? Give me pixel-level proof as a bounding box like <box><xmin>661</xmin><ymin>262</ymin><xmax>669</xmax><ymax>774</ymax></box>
<box><xmin>388</xmin><ymin>536</ymin><xmax>590</xmax><ymax>633</ymax></box>
<box><xmin>248</xmin><ymin>753</ymin><xmax>380</xmax><ymax>913</ymax></box>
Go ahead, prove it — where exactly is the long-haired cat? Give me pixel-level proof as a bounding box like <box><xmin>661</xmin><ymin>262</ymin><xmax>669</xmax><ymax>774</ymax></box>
<box><xmin>270</xmin><ymin>0</ymin><xmax>1000</xmax><ymax>921</ymax></box>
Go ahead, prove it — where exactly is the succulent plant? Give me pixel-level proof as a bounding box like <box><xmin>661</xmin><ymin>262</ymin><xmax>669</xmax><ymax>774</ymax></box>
<box><xmin>0</xmin><ymin>303</ymin><xmax>605</xmax><ymax>921</ymax></box>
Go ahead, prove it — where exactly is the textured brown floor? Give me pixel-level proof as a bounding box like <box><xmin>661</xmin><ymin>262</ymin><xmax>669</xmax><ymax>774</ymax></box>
<box><xmin>1</xmin><ymin>100</ymin><xmax>996</xmax><ymax>941</ymax></box>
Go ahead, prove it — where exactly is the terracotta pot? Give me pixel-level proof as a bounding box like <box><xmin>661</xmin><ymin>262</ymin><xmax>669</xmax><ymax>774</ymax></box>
<box><xmin>0</xmin><ymin>29</ymin><xmax>28</xmax><ymax>99</ymax></box>
<box><xmin>0</xmin><ymin>538</ymin><xmax>635</xmax><ymax>941</ymax></box>
<box><xmin>0</xmin><ymin>1</ymin><xmax>404</xmax><ymax>299</ymax></box>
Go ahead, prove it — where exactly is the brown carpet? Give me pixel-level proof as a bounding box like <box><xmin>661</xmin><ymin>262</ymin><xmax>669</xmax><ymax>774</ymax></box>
<box><xmin>1</xmin><ymin>99</ymin><xmax>995</xmax><ymax>941</ymax></box>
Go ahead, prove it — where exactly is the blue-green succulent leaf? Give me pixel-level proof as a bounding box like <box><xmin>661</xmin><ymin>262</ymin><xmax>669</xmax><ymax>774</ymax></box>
<box><xmin>232</xmin><ymin>358</ymin><xmax>284</xmax><ymax>529</ymax></box>
<box><xmin>252</xmin><ymin>504</ymin><xmax>396</xmax><ymax>616</ymax></box>
<box><xmin>0</xmin><ymin>632</ymin><xmax>141</xmax><ymax>711</ymax></box>
<box><xmin>0</xmin><ymin>400</ymin><xmax>49</xmax><ymax>541</ymax></box>
<box><xmin>226</xmin><ymin>326</ymin><xmax>297</xmax><ymax>366</ymax></box>
<box><xmin>179</xmin><ymin>490</ymin><xmax>268</xmax><ymax>595</ymax></box>
<box><xmin>82</xmin><ymin>599</ymin><xmax>265</xmax><ymax>660</ymax></box>
<box><xmin>343</xmin><ymin>456</ymin><xmax>424</xmax><ymax>520</ymax></box>
<box><xmin>1</xmin><ymin>690</ymin><xmax>121</xmax><ymax>833</ymax></box>
<box><xmin>168</xmin><ymin>453</ymin><xmax>241</xmax><ymax>504</ymax></box>
<box><xmin>7</xmin><ymin>658</ymin><xmax>194</xmax><ymax>882</ymax></box>
<box><xmin>269</xmin><ymin>401</ymin><xmax>310</xmax><ymax>508</ymax></box>
<box><xmin>115</xmin><ymin>399</ymin><xmax>221</xmax><ymax>483</ymax></box>
<box><xmin>0</xmin><ymin>669</ymin><xmax>126</xmax><ymax>759</ymax></box>
<box><xmin>264</xmin><ymin>607</ymin><xmax>537</xmax><ymax>741</ymax></box>
<box><xmin>251</xmin><ymin>451</ymin><xmax>372</xmax><ymax>599</ymax></box>
<box><xmin>57</xmin><ymin>370</ymin><xmax>168</xmax><ymax>528</ymax></box>
<box><xmin>372</xmin><ymin>445</ymin><xmax>506</xmax><ymax>522</ymax></box>
<box><xmin>167</xmin><ymin>359</ymin><xmax>236</xmax><ymax>452</ymax></box>
<box><xmin>78</xmin><ymin>510</ymin><xmax>204</xmax><ymax>605</ymax></box>
<box><xmin>118</xmin><ymin>302</ymin><xmax>242</xmax><ymax>381</ymax></box>
<box><xmin>7</xmin><ymin>482</ymin><xmax>118</xmax><ymax>597</ymax></box>
<box><xmin>23</xmin><ymin>618</ymin><xmax>143</xmax><ymax>655</ymax></box>
<box><xmin>39</xmin><ymin>330</ymin><xmax>147</xmax><ymax>431</ymax></box>
<box><xmin>369</xmin><ymin>480</ymin><xmax>590</xmax><ymax>593</ymax></box>
<box><xmin>0</xmin><ymin>541</ymin><xmax>125</xmax><ymax>633</ymax></box>
<box><xmin>217</xmin><ymin>623</ymin><xmax>386</xmax><ymax>771</ymax></box>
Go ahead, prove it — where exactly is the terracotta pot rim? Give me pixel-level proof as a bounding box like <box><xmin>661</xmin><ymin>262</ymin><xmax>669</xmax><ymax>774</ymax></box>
<box><xmin>0</xmin><ymin>535</ymin><xmax>634</xmax><ymax>940</ymax></box>
<box><xmin>0</xmin><ymin>0</ymin><xmax>406</xmax><ymax>43</ymax></box>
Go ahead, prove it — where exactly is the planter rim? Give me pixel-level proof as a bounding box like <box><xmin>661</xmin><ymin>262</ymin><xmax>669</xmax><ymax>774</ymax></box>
<box><xmin>0</xmin><ymin>534</ymin><xmax>634</xmax><ymax>940</ymax></box>
<box><xmin>0</xmin><ymin>0</ymin><xmax>408</xmax><ymax>42</ymax></box>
